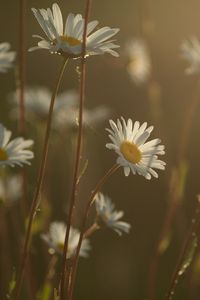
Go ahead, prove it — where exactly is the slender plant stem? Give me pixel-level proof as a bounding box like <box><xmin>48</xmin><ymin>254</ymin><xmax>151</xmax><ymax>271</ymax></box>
<box><xmin>60</xmin><ymin>1</ymin><xmax>92</xmax><ymax>299</ymax></box>
<box><xmin>14</xmin><ymin>58</ymin><xmax>68</xmax><ymax>300</ymax></box>
<box><xmin>18</xmin><ymin>0</ymin><xmax>26</xmax><ymax>135</ymax></box>
<box><xmin>84</xmin><ymin>222</ymin><xmax>100</xmax><ymax>238</ymax></box>
<box><xmin>164</xmin><ymin>196</ymin><xmax>200</xmax><ymax>300</ymax></box>
<box><xmin>69</xmin><ymin>163</ymin><xmax>120</xmax><ymax>300</ymax></box>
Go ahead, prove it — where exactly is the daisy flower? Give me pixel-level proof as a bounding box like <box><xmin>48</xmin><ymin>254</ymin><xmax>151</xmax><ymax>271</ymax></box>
<box><xmin>180</xmin><ymin>37</ymin><xmax>200</xmax><ymax>75</ymax></box>
<box><xmin>0</xmin><ymin>174</ymin><xmax>22</xmax><ymax>203</ymax></box>
<box><xmin>0</xmin><ymin>42</ymin><xmax>16</xmax><ymax>73</ymax></box>
<box><xmin>106</xmin><ymin>117</ymin><xmax>166</xmax><ymax>179</ymax></box>
<box><xmin>29</xmin><ymin>2</ymin><xmax>119</xmax><ymax>58</ymax></box>
<box><xmin>54</xmin><ymin>104</ymin><xmax>110</xmax><ymax>129</ymax></box>
<box><xmin>95</xmin><ymin>193</ymin><xmax>131</xmax><ymax>236</ymax></box>
<box><xmin>9</xmin><ymin>87</ymin><xmax>78</xmax><ymax>123</ymax></box>
<box><xmin>125</xmin><ymin>39</ymin><xmax>151</xmax><ymax>84</ymax></box>
<box><xmin>0</xmin><ymin>124</ymin><xmax>34</xmax><ymax>167</ymax></box>
<box><xmin>41</xmin><ymin>221</ymin><xmax>91</xmax><ymax>258</ymax></box>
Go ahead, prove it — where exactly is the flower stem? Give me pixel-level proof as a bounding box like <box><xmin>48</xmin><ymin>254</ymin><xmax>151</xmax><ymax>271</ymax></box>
<box><xmin>18</xmin><ymin>0</ymin><xmax>26</xmax><ymax>135</ymax></box>
<box><xmin>69</xmin><ymin>163</ymin><xmax>119</xmax><ymax>300</ymax></box>
<box><xmin>84</xmin><ymin>222</ymin><xmax>100</xmax><ymax>238</ymax></box>
<box><xmin>60</xmin><ymin>1</ymin><xmax>92</xmax><ymax>299</ymax></box>
<box><xmin>164</xmin><ymin>196</ymin><xmax>200</xmax><ymax>300</ymax></box>
<box><xmin>14</xmin><ymin>58</ymin><xmax>68</xmax><ymax>300</ymax></box>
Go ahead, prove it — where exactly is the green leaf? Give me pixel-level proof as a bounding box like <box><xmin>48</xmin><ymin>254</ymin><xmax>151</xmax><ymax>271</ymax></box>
<box><xmin>6</xmin><ymin>270</ymin><xmax>16</xmax><ymax>299</ymax></box>
<box><xmin>38</xmin><ymin>283</ymin><xmax>52</xmax><ymax>300</ymax></box>
<box><xmin>178</xmin><ymin>234</ymin><xmax>198</xmax><ymax>276</ymax></box>
<box><xmin>54</xmin><ymin>288</ymin><xmax>60</xmax><ymax>300</ymax></box>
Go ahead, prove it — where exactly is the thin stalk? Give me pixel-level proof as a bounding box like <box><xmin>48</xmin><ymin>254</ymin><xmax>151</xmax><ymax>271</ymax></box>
<box><xmin>84</xmin><ymin>222</ymin><xmax>100</xmax><ymax>238</ymax></box>
<box><xmin>69</xmin><ymin>163</ymin><xmax>119</xmax><ymax>300</ymax></box>
<box><xmin>14</xmin><ymin>58</ymin><xmax>68</xmax><ymax>300</ymax></box>
<box><xmin>18</xmin><ymin>0</ymin><xmax>26</xmax><ymax>134</ymax></box>
<box><xmin>164</xmin><ymin>197</ymin><xmax>200</xmax><ymax>300</ymax></box>
<box><xmin>60</xmin><ymin>1</ymin><xmax>92</xmax><ymax>299</ymax></box>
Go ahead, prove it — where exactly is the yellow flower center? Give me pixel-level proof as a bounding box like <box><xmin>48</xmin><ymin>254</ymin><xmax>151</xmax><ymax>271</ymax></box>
<box><xmin>120</xmin><ymin>141</ymin><xmax>142</xmax><ymax>164</ymax></box>
<box><xmin>0</xmin><ymin>148</ymin><xmax>8</xmax><ymax>161</ymax></box>
<box><xmin>60</xmin><ymin>35</ymin><xmax>81</xmax><ymax>46</ymax></box>
<box><xmin>57</xmin><ymin>242</ymin><xmax>64</xmax><ymax>251</ymax></box>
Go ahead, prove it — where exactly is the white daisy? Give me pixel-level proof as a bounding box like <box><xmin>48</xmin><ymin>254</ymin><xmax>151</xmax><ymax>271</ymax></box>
<box><xmin>29</xmin><ymin>3</ymin><xmax>119</xmax><ymax>58</ymax></box>
<box><xmin>54</xmin><ymin>105</ymin><xmax>110</xmax><ymax>129</ymax></box>
<box><xmin>0</xmin><ymin>42</ymin><xmax>16</xmax><ymax>73</ymax></box>
<box><xmin>125</xmin><ymin>39</ymin><xmax>151</xmax><ymax>84</ymax></box>
<box><xmin>0</xmin><ymin>124</ymin><xmax>34</xmax><ymax>167</ymax></box>
<box><xmin>106</xmin><ymin>117</ymin><xmax>166</xmax><ymax>179</ymax></box>
<box><xmin>9</xmin><ymin>87</ymin><xmax>78</xmax><ymax>123</ymax></box>
<box><xmin>41</xmin><ymin>221</ymin><xmax>91</xmax><ymax>258</ymax></box>
<box><xmin>0</xmin><ymin>174</ymin><xmax>22</xmax><ymax>203</ymax></box>
<box><xmin>95</xmin><ymin>193</ymin><xmax>131</xmax><ymax>236</ymax></box>
<box><xmin>180</xmin><ymin>37</ymin><xmax>200</xmax><ymax>75</ymax></box>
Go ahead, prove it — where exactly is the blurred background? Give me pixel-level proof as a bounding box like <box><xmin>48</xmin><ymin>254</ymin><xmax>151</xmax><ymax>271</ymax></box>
<box><xmin>1</xmin><ymin>0</ymin><xmax>200</xmax><ymax>299</ymax></box>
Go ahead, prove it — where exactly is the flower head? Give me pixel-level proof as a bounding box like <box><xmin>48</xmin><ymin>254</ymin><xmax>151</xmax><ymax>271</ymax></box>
<box><xmin>41</xmin><ymin>222</ymin><xmax>91</xmax><ymax>258</ymax></box>
<box><xmin>125</xmin><ymin>39</ymin><xmax>151</xmax><ymax>84</ymax></box>
<box><xmin>54</xmin><ymin>104</ymin><xmax>110</xmax><ymax>129</ymax></box>
<box><xmin>0</xmin><ymin>124</ymin><xmax>34</xmax><ymax>167</ymax></box>
<box><xmin>106</xmin><ymin>117</ymin><xmax>166</xmax><ymax>179</ymax></box>
<box><xmin>180</xmin><ymin>37</ymin><xmax>200</xmax><ymax>75</ymax></box>
<box><xmin>0</xmin><ymin>174</ymin><xmax>22</xmax><ymax>203</ymax></box>
<box><xmin>10</xmin><ymin>87</ymin><xmax>78</xmax><ymax>124</ymax></box>
<box><xmin>29</xmin><ymin>3</ymin><xmax>119</xmax><ymax>58</ymax></box>
<box><xmin>95</xmin><ymin>193</ymin><xmax>131</xmax><ymax>236</ymax></box>
<box><xmin>0</xmin><ymin>42</ymin><xmax>16</xmax><ymax>73</ymax></box>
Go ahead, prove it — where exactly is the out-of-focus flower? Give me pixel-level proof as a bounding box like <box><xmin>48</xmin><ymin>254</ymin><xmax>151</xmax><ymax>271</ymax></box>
<box><xmin>0</xmin><ymin>174</ymin><xmax>22</xmax><ymax>203</ymax></box>
<box><xmin>41</xmin><ymin>221</ymin><xmax>91</xmax><ymax>258</ymax></box>
<box><xmin>95</xmin><ymin>192</ymin><xmax>131</xmax><ymax>236</ymax></box>
<box><xmin>10</xmin><ymin>87</ymin><xmax>110</xmax><ymax>129</ymax></box>
<box><xmin>54</xmin><ymin>105</ymin><xmax>110</xmax><ymax>129</ymax></box>
<box><xmin>9</xmin><ymin>87</ymin><xmax>78</xmax><ymax>122</ymax></box>
<box><xmin>125</xmin><ymin>39</ymin><xmax>151</xmax><ymax>84</ymax></box>
<box><xmin>106</xmin><ymin>117</ymin><xmax>166</xmax><ymax>179</ymax></box>
<box><xmin>29</xmin><ymin>3</ymin><xmax>120</xmax><ymax>58</ymax></box>
<box><xmin>0</xmin><ymin>124</ymin><xmax>34</xmax><ymax>167</ymax></box>
<box><xmin>180</xmin><ymin>37</ymin><xmax>200</xmax><ymax>75</ymax></box>
<box><xmin>0</xmin><ymin>42</ymin><xmax>16</xmax><ymax>73</ymax></box>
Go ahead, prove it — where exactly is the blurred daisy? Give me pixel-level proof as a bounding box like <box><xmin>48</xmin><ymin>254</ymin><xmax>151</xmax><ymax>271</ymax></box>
<box><xmin>95</xmin><ymin>193</ymin><xmax>131</xmax><ymax>236</ymax></box>
<box><xmin>10</xmin><ymin>87</ymin><xmax>78</xmax><ymax>123</ymax></box>
<box><xmin>0</xmin><ymin>42</ymin><xmax>16</xmax><ymax>73</ymax></box>
<box><xmin>125</xmin><ymin>39</ymin><xmax>151</xmax><ymax>84</ymax></box>
<box><xmin>180</xmin><ymin>37</ymin><xmax>200</xmax><ymax>75</ymax></box>
<box><xmin>106</xmin><ymin>117</ymin><xmax>166</xmax><ymax>179</ymax></box>
<box><xmin>41</xmin><ymin>221</ymin><xmax>91</xmax><ymax>258</ymax></box>
<box><xmin>0</xmin><ymin>124</ymin><xmax>34</xmax><ymax>167</ymax></box>
<box><xmin>0</xmin><ymin>174</ymin><xmax>22</xmax><ymax>203</ymax></box>
<box><xmin>54</xmin><ymin>105</ymin><xmax>110</xmax><ymax>129</ymax></box>
<box><xmin>29</xmin><ymin>3</ymin><xmax>119</xmax><ymax>58</ymax></box>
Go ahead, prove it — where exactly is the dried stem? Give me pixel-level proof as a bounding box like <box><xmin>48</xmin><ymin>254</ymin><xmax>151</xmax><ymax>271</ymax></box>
<box><xmin>60</xmin><ymin>1</ymin><xmax>92</xmax><ymax>299</ymax></box>
<box><xmin>18</xmin><ymin>0</ymin><xmax>26</xmax><ymax>135</ymax></box>
<box><xmin>164</xmin><ymin>197</ymin><xmax>200</xmax><ymax>300</ymax></box>
<box><xmin>69</xmin><ymin>163</ymin><xmax>120</xmax><ymax>300</ymax></box>
<box><xmin>14</xmin><ymin>58</ymin><xmax>68</xmax><ymax>300</ymax></box>
<box><xmin>84</xmin><ymin>222</ymin><xmax>100</xmax><ymax>238</ymax></box>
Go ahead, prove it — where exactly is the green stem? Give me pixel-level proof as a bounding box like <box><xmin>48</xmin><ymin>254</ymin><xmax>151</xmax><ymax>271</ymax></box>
<box><xmin>164</xmin><ymin>197</ymin><xmax>200</xmax><ymax>300</ymax></box>
<box><xmin>14</xmin><ymin>58</ymin><xmax>68</xmax><ymax>300</ymax></box>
